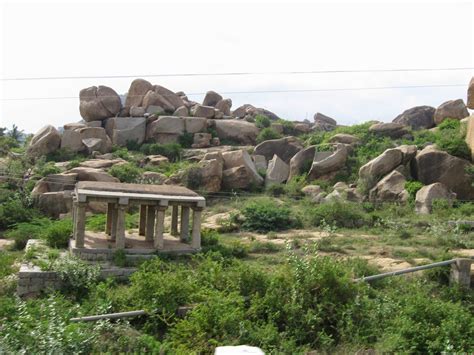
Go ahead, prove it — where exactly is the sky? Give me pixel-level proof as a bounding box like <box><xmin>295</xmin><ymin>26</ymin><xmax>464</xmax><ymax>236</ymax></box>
<box><xmin>1</xmin><ymin>0</ymin><xmax>473</xmax><ymax>133</ymax></box>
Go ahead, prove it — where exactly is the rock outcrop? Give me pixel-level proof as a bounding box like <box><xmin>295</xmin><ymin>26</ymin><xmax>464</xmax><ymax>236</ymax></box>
<box><xmin>415</xmin><ymin>183</ymin><xmax>456</xmax><ymax>214</ymax></box>
<box><xmin>369</xmin><ymin>170</ymin><xmax>408</xmax><ymax>202</ymax></box>
<box><xmin>313</xmin><ymin>113</ymin><xmax>337</xmax><ymax>131</ymax></box>
<box><xmin>222</xmin><ymin>149</ymin><xmax>263</xmax><ymax>189</ymax></box>
<box><xmin>358</xmin><ymin>145</ymin><xmax>416</xmax><ymax>189</ymax></box>
<box><xmin>288</xmin><ymin>145</ymin><xmax>316</xmax><ymax>180</ymax></box>
<box><xmin>465</xmin><ymin>114</ymin><xmax>474</xmax><ymax>161</ymax></box>
<box><xmin>254</xmin><ymin>136</ymin><xmax>303</xmax><ymax>163</ymax></box>
<box><xmin>369</xmin><ymin>122</ymin><xmax>410</xmax><ymax>138</ymax></box>
<box><xmin>265</xmin><ymin>154</ymin><xmax>290</xmax><ymax>186</ymax></box>
<box><xmin>412</xmin><ymin>145</ymin><xmax>474</xmax><ymax>200</ymax></box>
<box><xmin>27</xmin><ymin>125</ymin><xmax>61</xmax><ymax>157</ymax></box>
<box><xmin>328</xmin><ymin>134</ymin><xmax>360</xmax><ymax>145</ymax></box>
<box><xmin>105</xmin><ymin>117</ymin><xmax>146</xmax><ymax>146</ymax></box>
<box><xmin>79</xmin><ymin>86</ymin><xmax>122</xmax><ymax>122</ymax></box>
<box><xmin>308</xmin><ymin>144</ymin><xmax>348</xmax><ymax>180</ymax></box>
<box><xmin>468</xmin><ymin>77</ymin><xmax>474</xmax><ymax>109</ymax></box>
<box><xmin>392</xmin><ymin>105</ymin><xmax>435</xmax><ymax>130</ymax></box>
<box><xmin>433</xmin><ymin>99</ymin><xmax>469</xmax><ymax>125</ymax></box>
<box><xmin>214</xmin><ymin>120</ymin><xmax>259</xmax><ymax>145</ymax></box>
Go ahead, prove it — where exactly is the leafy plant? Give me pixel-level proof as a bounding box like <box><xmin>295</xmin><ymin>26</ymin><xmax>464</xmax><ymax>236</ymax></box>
<box><xmin>240</xmin><ymin>198</ymin><xmax>299</xmax><ymax>232</ymax></box>
<box><xmin>405</xmin><ymin>181</ymin><xmax>424</xmax><ymax>202</ymax></box>
<box><xmin>109</xmin><ymin>163</ymin><xmax>142</xmax><ymax>183</ymax></box>
<box><xmin>256</xmin><ymin>128</ymin><xmax>282</xmax><ymax>144</ymax></box>
<box><xmin>254</xmin><ymin>114</ymin><xmax>271</xmax><ymax>129</ymax></box>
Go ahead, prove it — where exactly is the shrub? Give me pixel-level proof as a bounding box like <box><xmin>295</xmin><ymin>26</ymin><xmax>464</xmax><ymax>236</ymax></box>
<box><xmin>405</xmin><ymin>181</ymin><xmax>424</xmax><ymax>202</ymax></box>
<box><xmin>240</xmin><ymin>199</ymin><xmax>298</xmax><ymax>232</ymax></box>
<box><xmin>254</xmin><ymin>114</ymin><xmax>271</xmax><ymax>129</ymax></box>
<box><xmin>46</xmin><ymin>148</ymin><xmax>79</xmax><ymax>162</ymax></box>
<box><xmin>109</xmin><ymin>163</ymin><xmax>142</xmax><ymax>183</ymax></box>
<box><xmin>306</xmin><ymin>201</ymin><xmax>371</xmax><ymax>228</ymax></box>
<box><xmin>36</xmin><ymin>161</ymin><xmax>60</xmax><ymax>177</ymax></box>
<box><xmin>436</xmin><ymin>132</ymin><xmax>471</xmax><ymax>160</ymax></box>
<box><xmin>183</xmin><ymin>166</ymin><xmax>203</xmax><ymax>190</ymax></box>
<box><xmin>6</xmin><ymin>218</ymin><xmax>51</xmax><ymax>249</ymax></box>
<box><xmin>125</xmin><ymin>140</ymin><xmax>141</xmax><ymax>151</ymax></box>
<box><xmin>178</xmin><ymin>132</ymin><xmax>194</xmax><ymax>148</ymax></box>
<box><xmin>256</xmin><ymin>128</ymin><xmax>282</xmax><ymax>144</ymax></box>
<box><xmin>0</xmin><ymin>199</ymin><xmax>37</xmax><ymax>231</ymax></box>
<box><xmin>53</xmin><ymin>256</ymin><xmax>100</xmax><ymax>297</ymax></box>
<box><xmin>43</xmin><ymin>219</ymin><xmax>73</xmax><ymax>248</ymax></box>
<box><xmin>140</xmin><ymin>143</ymin><xmax>182</xmax><ymax>162</ymax></box>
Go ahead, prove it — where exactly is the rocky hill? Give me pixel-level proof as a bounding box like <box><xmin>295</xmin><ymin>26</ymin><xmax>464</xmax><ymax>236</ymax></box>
<box><xmin>23</xmin><ymin>77</ymin><xmax>474</xmax><ymax>217</ymax></box>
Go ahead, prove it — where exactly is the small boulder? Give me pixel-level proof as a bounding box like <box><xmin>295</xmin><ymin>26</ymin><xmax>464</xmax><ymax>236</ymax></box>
<box><xmin>434</xmin><ymin>99</ymin><xmax>469</xmax><ymax>125</ymax></box>
<box><xmin>125</xmin><ymin>79</ymin><xmax>153</xmax><ymax>108</ymax></box>
<box><xmin>153</xmin><ymin>85</ymin><xmax>185</xmax><ymax>111</ymax></box>
<box><xmin>254</xmin><ymin>136</ymin><xmax>303</xmax><ymax>163</ymax></box>
<box><xmin>27</xmin><ymin>125</ymin><xmax>61</xmax><ymax>157</ymax></box>
<box><xmin>191</xmin><ymin>104</ymin><xmax>215</xmax><ymax>118</ymax></box>
<box><xmin>215</xmin><ymin>98</ymin><xmax>232</xmax><ymax>115</ymax></box>
<box><xmin>313</xmin><ymin>112</ymin><xmax>337</xmax><ymax>131</ymax></box>
<box><xmin>173</xmin><ymin>106</ymin><xmax>189</xmax><ymax>117</ymax></box>
<box><xmin>202</xmin><ymin>91</ymin><xmax>223</xmax><ymax>107</ymax></box>
<box><xmin>146</xmin><ymin>116</ymin><xmax>185</xmax><ymax>141</ymax></box>
<box><xmin>197</xmin><ymin>152</ymin><xmax>224</xmax><ymax>193</ymax></box>
<box><xmin>265</xmin><ymin>154</ymin><xmax>290</xmax><ymax>186</ymax></box>
<box><xmin>222</xmin><ymin>149</ymin><xmax>263</xmax><ymax>186</ymax></box>
<box><xmin>369</xmin><ymin>170</ymin><xmax>409</xmax><ymax>202</ymax></box>
<box><xmin>142</xmin><ymin>90</ymin><xmax>175</xmax><ymax>112</ymax></box>
<box><xmin>415</xmin><ymin>183</ymin><xmax>456</xmax><ymax>214</ymax></box>
<box><xmin>252</xmin><ymin>155</ymin><xmax>267</xmax><ymax>172</ymax></box>
<box><xmin>301</xmin><ymin>185</ymin><xmax>324</xmax><ymax>202</ymax></box>
<box><xmin>184</xmin><ymin>117</ymin><xmax>208</xmax><ymax>133</ymax></box>
<box><xmin>308</xmin><ymin>144</ymin><xmax>348</xmax><ymax>180</ymax></box>
<box><xmin>288</xmin><ymin>145</ymin><xmax>316</xmax><ymax>180</ymax></box>
<box><xmin>61</xmin><ymin>129</ymin><xmax>85</xmax><ymax>153</ymax></box>
<box><xmin>104</xmin><ymin>117</ymin><xmax>146</xmax><ymax>146</ymax></box>
<box><xmin>144</xmin><ymin>155</ymin><xmax>169</xmax><ymax>166</ymax></box>
<box><xmin>369</xmin><ymin>122</ymin><xmax>410</xmax><ymax>138</ymax></box>
<box><xmin>129</xmin><ymin>106</ymin><xmax>146</xmax><ymax>117</ymax></box>
<box><xmin>37</xmin><ymin>191</ymin><xmax>72</xmax><ymax>218</ymax></box>
<box><xmin>78</xmin><ymin>127</ymin><xmax>112</xmax><ymax>154</ymax></box>
<box><xmin>215</xmin><ymin>120</ymin><xmax>259</xmax><ymax>145</ymax></box>
<box><xmin>393</xmin><ymin>105</ymin><xmax>435</xmax><ymax>130</ymax></box>
<box><xmin>79</xmin><ymin>85</ymin><xmax>122</xmax><ymax>122</ymax></box>
<box><xmin>328</xmin><ymin>133</ymin><xmax>360</xmax><ymax>144</ymax></box>
<box><xmin>192</xmin><ymin>133</ymin><xmax>212</xmax><ymax>148</ymax></box>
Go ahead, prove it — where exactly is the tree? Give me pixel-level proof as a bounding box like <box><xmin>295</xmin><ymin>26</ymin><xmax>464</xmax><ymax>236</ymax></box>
<box><xmin>7</xmin><ymin>124</ymin><xmax>23</xmax><ymax>142</ymax></box>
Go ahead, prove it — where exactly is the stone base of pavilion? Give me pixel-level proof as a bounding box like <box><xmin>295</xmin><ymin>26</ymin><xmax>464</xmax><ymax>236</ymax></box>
<box><xmin>70</xmin><ymin>230</ymin><xmax>196</xmax><ymax>261</ymax></box>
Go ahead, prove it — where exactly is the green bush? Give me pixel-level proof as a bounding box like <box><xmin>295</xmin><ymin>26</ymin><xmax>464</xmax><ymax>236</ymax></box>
<box><xmin>140</xmin><ymin>143</ymin><xmax>182</xmax><ymax>162</ymax></box>
<box><xmin>405</xmin><ymin>181</ymin><xmax>424</xmax><ymax>202</ymax></box>
<box><xmin>6</xmin><ymin>217</ymin><xmax>51</xmax><ymax>249</ymax></box>
<box><xmin>178</xmin><ymin>132</ymin><xmax>194</xmax><ymax>148</ymax></box>
<box><xmin>36</xmin><ymin>161</ymin><xmax>60</xmax><ymax>177</ymax></box>
<box><xmin>240</xmin><ymin>199</ymin><xmax>299</xmax><ymax>232</ymax></box>
<box><xmin>254</xmin><ymin>114</ymin><xmax>271</xmax><ymax>129</ymax></box>
<box><xmin>43</xmin><ymin>219</ymin><xmax>73</xmax><ymax>248</ymax></box>
<box><xmin>306</xmin><ymin>201</ymin><xmax>371</xmax><ymax>228</ymax></box>
<box><xmin>0</xmin><ymin>199</ymin><xmax>38</xmax><ymax>231</ymax></box>
<box><xmin>46</xmin><ymin>148</ymin><xmax>80</xmax><ymax>162</ymax></box>
<box><xmin>256</xmin><ymin>128</ymin><xmax>282</xmax><ymax>144</ymax></box>
<box><xmin>109</xmin><ymin>163</ymin><xmax>142</xmax><ymax>183</ymax></box>
<box><xmin>53</xmin><ymin>256</ymin><xmax>100</xmax><ymax>297</ymax></box>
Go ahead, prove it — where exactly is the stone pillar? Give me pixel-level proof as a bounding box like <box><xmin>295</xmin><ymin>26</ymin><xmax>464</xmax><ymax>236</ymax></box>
<box><xmin>180</xmin><ymin>206</ymin><xmax>190</xmax><ymax>242</ymax></box>
<box><xmin>115</xmin><ymin>205</ymin><xmax>126</xmax><ymax>249</ymax></box>
<box><xmin>171</xmin><ymin>205</ymin><xmax>179</xmax><ymax>236</ymax></box>
<box><xmin>145</xmin><ymin>206</ymin><xmax>156</xmax><ymax>242</ymax></box>
<box><xmin>191</xmin><ymin>207</ymin><xmax>203</xmax><ymax>249</ymax></box>
<box><xmin>450</xmin><ymin>258</ymin><xmax>472</xmax><ymax>288</ymax></box>
<box><xmin>110</xmin><ymin>205</ymin><xmax>118</xmax><ymax>241</ymax></box>
<box><xmin>74</xmin><ymin>202</ymin><xmax>86</xmax><ymax>248</ymax></box>
<box><xmin>72</xmin><ymin>199</ymin><xmax>77</xmax><ymax>239</ymax></box>
<box><xmin>139</xmin><ymin>205</ymin><xmax>147</xmax><ymax>236</ymax></box>
<box><xmin>106</xmin><ymin>203</ymin><xmax>114</xmax><ymax>235</ymax></box>
<box><xmin>154</xmin><ymin>206</ymin><xmax>167</xmax><ymax>249</ymax></box>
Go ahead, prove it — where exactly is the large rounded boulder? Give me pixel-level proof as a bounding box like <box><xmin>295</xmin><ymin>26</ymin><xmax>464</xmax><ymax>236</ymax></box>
<box><xmin>433</xmin><ymin>99</ymin><xmax>469</xmax><ymax>125</ymax></box>
<box><xmin>392</xmin><ymin>105</ymin><xmax>435</xmax><ymax>130</ymax></box>
<box><xmin>79</xmin><ymin>85</ymin><xmax>122</xmax><ymax>122</ymax></box>
<box><xmin>27</xmin><ymin>125</ymin><xmax>61</xmax><ymax>157</ymax></box>
<box><xmin>412</xmin><ymin>145</ymin><xmax>474</xmax><ymax>200</ymax></box>
<box><xmin>254</xmin><ymin>136</ymin><xmax>303</xmax><ymax>163</ymax></box>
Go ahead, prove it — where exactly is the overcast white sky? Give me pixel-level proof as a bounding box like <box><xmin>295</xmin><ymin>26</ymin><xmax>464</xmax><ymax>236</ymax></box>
<box><xmin>1</xmin><ymin>0</ymin><xmax>473</xmax><ymax>133</ymax></box>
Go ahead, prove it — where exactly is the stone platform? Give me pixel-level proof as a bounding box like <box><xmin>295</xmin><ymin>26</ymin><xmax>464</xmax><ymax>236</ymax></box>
<box><xmin>70</xmin><ymin>230</ymin><xmax>196</xmax><ymax>261</ymax></box>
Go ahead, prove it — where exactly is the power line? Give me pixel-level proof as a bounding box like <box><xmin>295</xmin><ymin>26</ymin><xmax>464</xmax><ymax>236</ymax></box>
<box><xmin>1</xmin><ymin>67</ymin><xmax>473</xmax><ymax>81</ymax></box>
<box><xmin>0</xmin><ymin>83</ymin><xmax>467</xmax><ymax>102</ymax></box>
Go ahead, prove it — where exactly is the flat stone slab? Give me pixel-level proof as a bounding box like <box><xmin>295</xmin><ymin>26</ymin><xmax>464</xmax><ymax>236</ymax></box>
<box><xmin>0</xmin><ymin>239</ymin><xmax>14</xmax><ymax>250</ymax></box>
<box><xmin>76</xmin><ymin>181</ymin><xmax>199</xmax><ymax>197</ymax></box>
